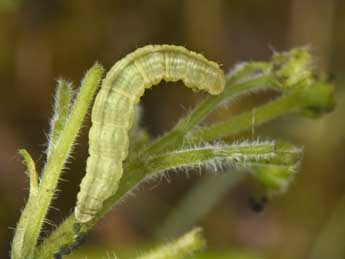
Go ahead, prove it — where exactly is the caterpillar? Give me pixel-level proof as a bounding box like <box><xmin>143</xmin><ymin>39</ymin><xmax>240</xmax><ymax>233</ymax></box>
<box><xmin>75</xmin><ymin>44</ymin><xmax>225</xmax><ymax>223</ymax></box>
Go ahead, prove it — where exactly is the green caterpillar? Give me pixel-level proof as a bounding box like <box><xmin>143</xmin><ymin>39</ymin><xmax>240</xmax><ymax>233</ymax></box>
<box><xmin>75</xmin><ymin>45</ymin><xmax>225</xmax><ymax>223</ymax></box>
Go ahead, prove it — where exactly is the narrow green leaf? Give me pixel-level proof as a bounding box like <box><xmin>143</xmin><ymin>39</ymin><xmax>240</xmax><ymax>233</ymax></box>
<box><xmin>144</xmin><ymin>141</ymin><xmax>277</xmax><ymax>175</ymax></box>
<box><xmin>47</xmin><ymin>79</ymin><xmax>74</xmax><ymax>158</ymax></box>
<box><xmin>18</xmin><ymin>149</ymin><xmax>38</xmax><ymax>194</ymax></box>
<box><xmin>11</xmin><ymin>149</ymin><xmax>39</xmax><ymax>259</ymax></box>
<box><xmin>142</xmin><ymin>141</ymin><xmax>302</xmax><ymax>196</ymax></box>
<box><xmin>135</xmin><ymin>227</ymin><xmax>206</xmax><ymax>259</ymax></box>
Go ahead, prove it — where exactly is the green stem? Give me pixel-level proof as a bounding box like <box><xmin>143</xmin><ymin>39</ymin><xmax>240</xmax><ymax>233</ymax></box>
<box><xmin>156</xmin><ymin>142</ymin><xmax>302</xmax><ymax>238</ymax></box>
<box><xmin>187</xmin><ymin>82</ymin><xmax>334</xmax><ymax>143</ymax></box>
<box><xmin>143</xmin><ymin>74</ymin><xmax>275</xmax><ymax>155</ymax></box>
<box><xmin>35</xmin><ymin>141</ymin><xmax>298</xmax><ymax>257</ymax></box>
<box><xmin>188</xmin><ymin>91</ymin><xmax>304</xmax><ymax>143</ymax></box>
<box><xmin>11</xmin><ymin>64</ymin><xmax>104</xmax><ymax>259</ymax></box>
<box><xmin>18</xmin><ymin>149</ymin><xmax>38</xmax><ymax>194</ymax></box>
<box><xmin>145</xmin><ymin>142</ymin><xmax>276</xmax><ymax>172</ymax></box>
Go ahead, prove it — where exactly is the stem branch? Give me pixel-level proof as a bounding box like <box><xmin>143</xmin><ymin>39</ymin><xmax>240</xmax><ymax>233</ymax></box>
<box><xmin>11</xmin><ymin>64</ymin><xmax>104</xmax><ymax>259</ymax></box>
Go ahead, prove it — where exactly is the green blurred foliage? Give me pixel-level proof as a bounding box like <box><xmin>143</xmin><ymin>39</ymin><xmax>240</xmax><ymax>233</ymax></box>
<box><xmin>1</xmin><ymin>0</ymin><xmax>344</xmax><ymax>258</ymax></box>
<box><xmin>65</xmin><ymin>247</ymin><xmax>263</xmax><ymax>259</ymax></box>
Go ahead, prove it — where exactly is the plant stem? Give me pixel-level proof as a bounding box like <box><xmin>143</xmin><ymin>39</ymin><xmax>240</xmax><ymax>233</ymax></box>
<box><xmin>155</xmin><ymin>142</ymin><xmax>302</xmax><ymax>238</ymax></box>
<box><xmin>143</xmin><ymin>74</ymin><xmax>275</xmax><ymax>155</ymax></box>
<box><xmin>188</xmin><ymin>91</ymin><xmax>304</xmax><ymax>143</ymax></box>
<box><xmin>186</xmin><ymin>82</ymin><xmax>334</xmax><ymax>143</ymax></box>
<box><xmin>35</xmin><ymin>141</ymin><xmax>299</xmax><ymax>258</ymax></box>
<box><xmin>11</xmin><ymin>64</ymin><xmax>104</xmax><ymax>259</ymax></box>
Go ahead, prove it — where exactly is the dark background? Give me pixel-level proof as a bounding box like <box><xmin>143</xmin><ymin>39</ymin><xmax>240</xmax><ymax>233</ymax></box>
<box><xmin>1</xmin><ymin>0</ymin><xmax>345</xmax><ymax>258</ymax></box>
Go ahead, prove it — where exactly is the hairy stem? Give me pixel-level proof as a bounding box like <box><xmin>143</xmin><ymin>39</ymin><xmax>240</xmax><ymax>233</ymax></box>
<box><xmin>35</xmin><ymin>141</ymin><xmax>299</xmax><ymax>257</ymax></box>
<box><xmin>144</xmin><ymin>74</ymin><xmax>275</xmax><ymax>155</ymax></box>
<box><xmin>188</xmin><ymin>91</ymin><xmax>304</xmax><ymax>142</ymax></box>
<box><xmin>11</xmin><ymin>64</ymin><xmax>104</xmax><ymax>259</ymax></box>
<box><xmin>187</xmin><ymin>82</ymin><xmax>334</xmax><ymax>143</ymax></box>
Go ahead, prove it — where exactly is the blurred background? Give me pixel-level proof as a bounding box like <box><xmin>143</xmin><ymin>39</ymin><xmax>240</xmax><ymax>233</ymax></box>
<box><xmin>1</xmin><ymin>0</ymin><xmax>345</xmax><ymax>258</ymax></box>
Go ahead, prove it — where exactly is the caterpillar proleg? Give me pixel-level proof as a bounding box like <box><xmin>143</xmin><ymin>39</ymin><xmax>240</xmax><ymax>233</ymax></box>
<box><xmin>75</xmin><ymin>45</ymin><xmax>225</xmax><ymax>223</ymax></box>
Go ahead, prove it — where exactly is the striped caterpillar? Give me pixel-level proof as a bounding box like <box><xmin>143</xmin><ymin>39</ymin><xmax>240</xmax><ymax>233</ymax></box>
<box><xmin>75</xmin><ymin>45</ymin><xmax>225</xmax><ymax>223</ymax></box>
